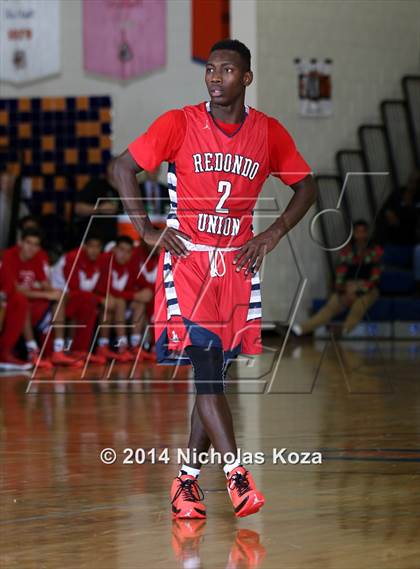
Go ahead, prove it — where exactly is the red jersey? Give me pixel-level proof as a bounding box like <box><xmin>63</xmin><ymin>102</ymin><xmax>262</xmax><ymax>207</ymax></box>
<box><xmin>1</xmin><ymin>245</ymin><xmax>49</xmax><ymax>290</ymax></box>
<box><xmin>96</xmin><ymin>251</ymin><xmax>137</xmax><ymax>301</ymax></box>
<box><xmin>128</xmin><ymin>102</ymin><xmax>311</xmax><ymax>247</ymax></box>
<box><xmin>130</xmin><ymin>245</ymin><xmax>158</xmax><ymax>291</ymax></box>
<box><xmin>51</xmin><ymin>248</ymin><xmax>102</xmax><ymax>292</ymax></box>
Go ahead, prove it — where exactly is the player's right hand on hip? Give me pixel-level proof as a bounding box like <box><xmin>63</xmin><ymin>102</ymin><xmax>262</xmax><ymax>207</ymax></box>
<box><xmin>144</xmin><ymin>226</ymin><xmax>191</xmax><ymax>258</ymax></box>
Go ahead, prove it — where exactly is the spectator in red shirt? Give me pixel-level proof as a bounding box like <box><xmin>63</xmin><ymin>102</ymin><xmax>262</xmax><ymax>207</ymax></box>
<box><xmin>95</xmin><ymin>236</ymin><xmax>153</xmax><ymax>362</ymax></box>
<box><xmin>1</xmin><ymin>228</ymin><xmax>83</xmax><ymax>369</ymax></box>
<box><xmin>51</xmin><ymin>234</ymin><xmax>107</xmax><ymax>364</ymax></box>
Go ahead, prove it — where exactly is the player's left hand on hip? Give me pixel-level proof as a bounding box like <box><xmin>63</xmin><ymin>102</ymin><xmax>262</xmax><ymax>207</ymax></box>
<box><xmin>233</xmin><ymin>230</ymin><xmax>279</xmax><ymax>276</ymax></box>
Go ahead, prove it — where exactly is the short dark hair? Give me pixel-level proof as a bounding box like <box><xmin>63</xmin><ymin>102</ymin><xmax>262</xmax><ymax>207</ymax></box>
<box><xmin>21</xmin><ymin>227</ymin><xmax>42</xmax><ymax>241</ymax></box>
<box><xmin>353</xmin><ymin>219</ymin><xmax>369</xmax><ymax>229</ymax></box>
<box><xmin>18</xmin><ymin>215</ymin><xmax>39</xmax><ymax>231</ymax></box>
<box><xmin>85</xmin><ymin>233</ymin><xmax>103</xmax><ymax>244</ymax></box>
<box><xmin>115</xmin><ymin>235</ymin><xmax>134</xmax><ymax>247</ymax></box>
<box><xmin>210</xmin><ymin>39</ymin><xmax>251</xmax><ymax>71</ymax></box>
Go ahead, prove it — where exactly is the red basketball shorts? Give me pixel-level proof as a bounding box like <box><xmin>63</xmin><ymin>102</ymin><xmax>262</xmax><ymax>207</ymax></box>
<box><xmin>154</xmin><ymin>247</ymin><xmax>263</xmax><ymax>365</ymax></box>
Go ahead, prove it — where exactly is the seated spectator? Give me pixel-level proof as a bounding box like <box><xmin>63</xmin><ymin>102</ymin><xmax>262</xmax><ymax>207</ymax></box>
<box><xmin>51</xmin><ymin>234</ymin><xmax>107</xmax><ymax>364</ymax></box>
<box><xmin>415</xmin><ymin>248</ymin><xmax>420</xmax><ymax>294</ymax></box>
<box><xmin>408</xmin><ymin>169</ymin><xmax>420</xmax><ymax>202</ymax></box>
<box><xmin>0</xmin><ymin>263</ymin><xmax>32</xmax><ymax>371</ymax></box>
<box><xmin>39</xmin><ymin>213</ymin><xmax>71</xmax><ymax>262</ymax></box>
<box><xmin>377</xmin><ymin>169</ymin><xmax>420</xmax><ymax>294</ymax></box>
<box><xmin>377</xmin><ymin>187</ymin><xmax>418</xmax><ymax>246</ymax></box>
<box><xmin>95</xmin><ymin>236</ymin><xmax>154</xmax><ymax>362</ymax></box>
<box><xmin>293</xmin><ymin>220</ymin><xmax>383</xmax><ymax>336</ymax></box>
<box><xmin>0</xmin><ymin>168</ymin><xmax>30</xmax><ymax>248</ymax></box>
<box><xmin>406</xmin><ymin>170</ymin><xmax>420</xmax><ymax>293</ymax></box>
<box><xmin>74</xmin><ymin>161</ymin><xmax>120</xmax><ymax>247</ymax></box>
<box><xmin>0</xmin><ymin>168</ymin><xmax>13</xmax><ymax>248</ymax></box>
<box><xmin>139</xmin><ymin>166</ymin><xmax>169</xmax><ymax>215</ymax></box>
<box><xmin>1</xmin><ymin>228</ymin><xmax>88</xmax><ymax>369</ymax></box>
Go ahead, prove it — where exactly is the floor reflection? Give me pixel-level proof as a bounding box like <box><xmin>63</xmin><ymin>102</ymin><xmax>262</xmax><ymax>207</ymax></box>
<box><xmin>171</xmin><ymin>520</ymin><xmax>265</xmax><ymax>569</ymax></box>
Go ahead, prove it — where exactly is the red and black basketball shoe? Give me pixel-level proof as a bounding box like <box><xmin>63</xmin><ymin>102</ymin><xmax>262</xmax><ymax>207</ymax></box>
<box><xmin>170</xmin><ymin>474</ymin><xmax>206</xmax><ymax>519</ymax></box>
<box><xmin>226</xmin><ymin>466</ymin><xmax>265</xmax><ymax>518</ymax></box>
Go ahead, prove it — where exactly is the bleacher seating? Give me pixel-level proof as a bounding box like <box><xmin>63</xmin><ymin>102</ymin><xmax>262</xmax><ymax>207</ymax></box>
<box><xmin>312</xmin><ymin>296</ymin><xmax>420</xmax><ymax>339</ymax></box>
<box><xmin>313</xmin><ymin>75</ymin><xmax>420</xmax><ymax>339</ymax></box>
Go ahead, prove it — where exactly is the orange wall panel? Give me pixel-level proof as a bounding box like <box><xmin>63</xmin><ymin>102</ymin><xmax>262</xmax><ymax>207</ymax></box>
<box><xmin>192</xmin><ymin>0</ymin><xmax>230</xmax><ymax>63</ymax></box>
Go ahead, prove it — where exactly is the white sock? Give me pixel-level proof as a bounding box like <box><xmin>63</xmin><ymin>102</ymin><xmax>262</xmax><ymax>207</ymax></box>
<box><xmin>115</xmin><ymin>336</ymin><xmax>128</xmax><ymax>349</ymax></box>
<box><xmin>53</xmin><ymin>338</ymin><xmax>65</xmax><ymax>353</ymax></box>
<box><xmin>130</xmin><ymin>334</ymin><xmax>141</xmax><ymax>347</ymax></box>
<box><xmin>179</xmin><ymin>464</ymin><xmax>201</xmax><ymax>478</ymax></box>
<box><xmin>292</xmin><ymin>323</ymin><xmax>303</xmax><ymax>336</ymax></box>
<box><xmin>223</xmin><ymin>459</ymin><xmax>241</xmax><ymax>478</ymax></box>
<box><xmin>26</xmin><ymin>340</ymin><xmax>38</xmax><ymax>352</ymax></box>
<box><xmin>98</xmin><ymin>338</ymin><xmax>109</xmax><ymax>347</ymax></box>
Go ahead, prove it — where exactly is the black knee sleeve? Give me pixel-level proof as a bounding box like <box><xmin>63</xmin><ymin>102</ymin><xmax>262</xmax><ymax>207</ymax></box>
<box><xmin>185</xmin><ymin>345</ymin><xmax>226</xmax><ymax>394</ymax></box>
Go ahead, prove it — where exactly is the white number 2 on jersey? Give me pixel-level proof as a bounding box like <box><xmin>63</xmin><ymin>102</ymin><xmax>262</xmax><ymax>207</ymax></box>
<box><xmin>215</xmin><ymin>181</ymin><xmax>231</xmax><ymax>214</ymax></box>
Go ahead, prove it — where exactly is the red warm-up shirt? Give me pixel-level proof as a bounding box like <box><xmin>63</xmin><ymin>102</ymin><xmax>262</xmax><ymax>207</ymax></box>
<box><xmin>95</xmin><ymin>251</ymin><xmax>137</xmax><ymax>301</ymax></box>
<box><xmin>1</xmin><ymin>245</ymin><xmax>49</xmax><ymax>291</ymax></box>
<box><xmin>130</xmin><ymin>245</ymin><xmax>158</xmax><ymax>291</ymax></box>
<box><xmin>52</xmin><ymin>248</ymin><xmax>102</xmax><ymax>293</ymax></box>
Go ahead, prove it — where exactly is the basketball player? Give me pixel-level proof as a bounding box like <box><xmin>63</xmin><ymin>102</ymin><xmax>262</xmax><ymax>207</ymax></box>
<box><xmin>1</xmin><ymin>228</ymin><xmax>83</xmax><ymax>369</ymax></box>
<box><xmin>130</xmin><ymin>242</ymin><xmax>159</xmax><ymax>361</ymax></box>
<box><xmin>95</xmin><ymin>236</ymin><xmax>154</xmax><ymax>362</ymax></box>
<box><xmin>0</xmin><ymin>263</ymin><xmax>32</xmax><ymax>371</ymax></box>
<box><xmin>51</xmin><ymin>234</ymin><xmax>107</xmax><ymax>364</ymax></box>
<box><xmin>111</xmin><ymin>40</ymin><xmax>317</xmax><ymax>518</ymax></box>
<box><xmin>2</xmin><ymin>228</ymin><xmax>88</xmax><ymax>369</ymax></box>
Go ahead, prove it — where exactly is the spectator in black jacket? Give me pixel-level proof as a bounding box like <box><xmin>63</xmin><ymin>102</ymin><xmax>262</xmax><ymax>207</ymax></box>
<box><xmin>74</xmin><ymin>162</ymin><xmax>121</xmax><ymax>247</ymax></box>
<box><xmin>139</xmin><ymin>167</ymin><xmax>169</xmax><ymax>216</ymax></box>
<box><xmin>377</xmin><ymin>170</ymin><xmax>420</xmax><ymax>246</ymax></box>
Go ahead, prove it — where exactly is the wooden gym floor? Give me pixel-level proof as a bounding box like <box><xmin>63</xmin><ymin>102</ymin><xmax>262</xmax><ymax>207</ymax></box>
<box><xmin>0</xmin><ymin>335</ymin><xmax>419</xmax><ymax>569</ymax></box>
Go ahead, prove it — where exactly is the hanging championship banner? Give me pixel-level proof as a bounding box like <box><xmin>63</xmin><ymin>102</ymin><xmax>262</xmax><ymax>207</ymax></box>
<box><xmin>0</xmin><ymin>0</ymin><xmax>60</xmax><ymax>84</ymax></box>
<box><xmin>294</xmin><ymin>57</ymin><xmax>333</xmax><ymax>117</ymax></box>
<box><xmin>83</xmin><ymin>0</ymin><xmax>166</xmax><ymax>80</ymax></box>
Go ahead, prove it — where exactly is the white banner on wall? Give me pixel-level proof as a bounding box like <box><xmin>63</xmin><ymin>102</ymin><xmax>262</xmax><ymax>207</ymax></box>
<box><xmin>294</xmin><ymin>58</ymin><xmax>333</xmax><ymax>117</ymax></box>
<box><xmin>0</xmin><ymin>0</ymin><xmax>60</xmax><ymax>83</ymax></box>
